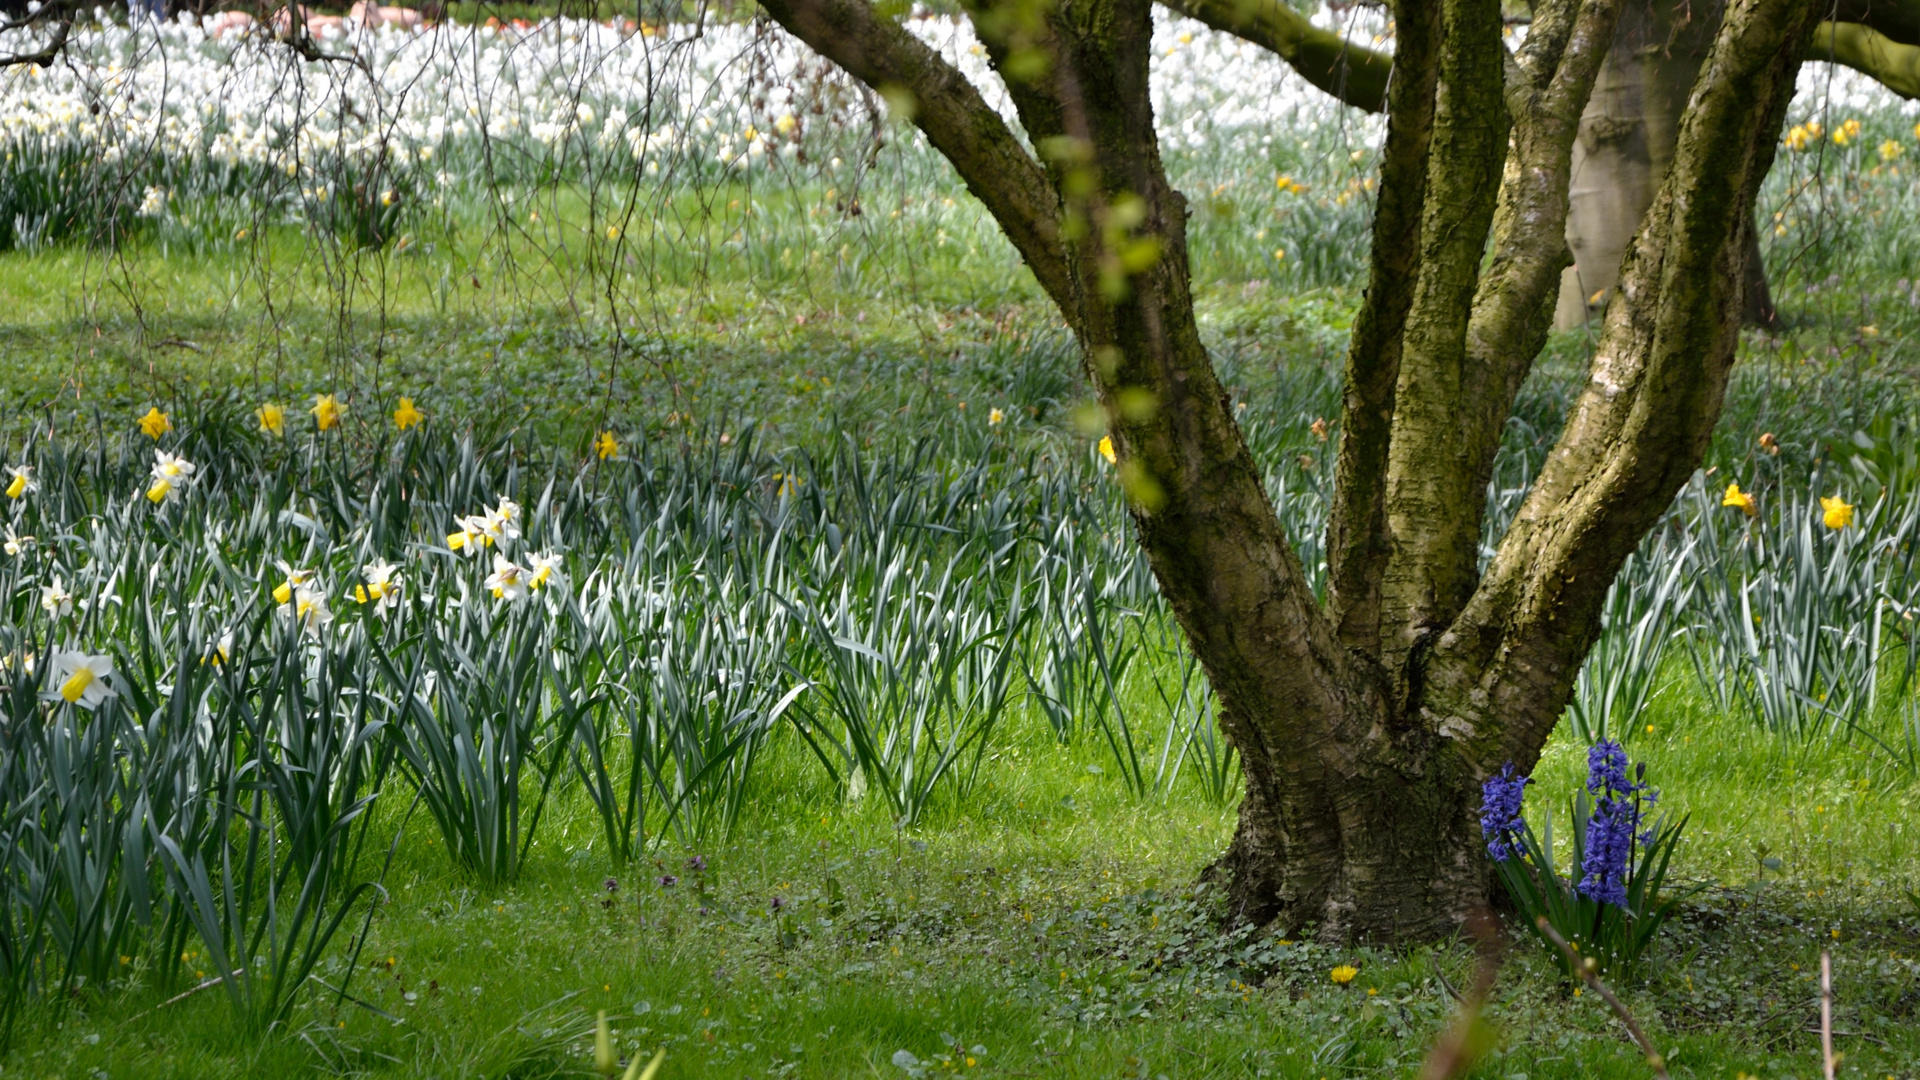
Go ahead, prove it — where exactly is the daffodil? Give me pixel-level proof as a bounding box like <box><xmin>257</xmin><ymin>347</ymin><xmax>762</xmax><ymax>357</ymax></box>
<box><xmin>3</xmin><ymin>525</ymin><xmax>31</xmax><ymax>556</ymax></box>
<box><xmin>446</xmin><ymin>517</ymin><xmax>484</xmax><ymax>553</ymax></box>
<box><xmin>1722</xmin><ymin>482</ymin><xmax>1757</xmax><ymax>518</ymax></box>
<box><xmin>311</xmin><ymin>394</ymin><xmax>344</xmax><ymax>432</ymax></box>
<box><xmin>485</xmin><ymin>554</ymin><xmax>530</xmax><ymax>602</ymax></box>
<box><xmin>393</xmin><ymin>397</ymin><xmax>425</xmax><ymax>431</ymax></box>
<box><xmin>271</xmin><ymin>560</ymin><xmax>314</xmax><ymax>605</ymax></box>
<box><xmin>280</xmin><ymin>584</ymin><xmax>334</xmax><ymax>635</ymax></box>
<box><xmin>988</xmin><ymin>407</ymin><xmax>1005</xmax><ymax>427</ymax></box>
<box><xmin>207</xmin><ymin>632</ymin><xmax>235</xmax><ymax>667</ymax></box>
<box><xmin>5</xmin><ymin>464</ymin><xmax>35</xmax><ymax>499</ymax></box>
<box><xmin>1821</xmin><ymin>495</ymin><xmax>1855</xmax><ymax>530</ymax></box>
<box><xmin>1330</xmin><ymin>964</ymin><xmax>1358</xmax><ymax>985</ymax></box>
<box><xmin>43</xmin><ymin>651</ymin><xmax>116</xmax><ymax>710</ymax></box>
<box><xmin>1098</xmin><ymin>435</ymin><xmax>1117</xmax><ymax>465</ymax></box>
<box><xmin>594</xmin><ymin>430</ymin><xmax>619</xmax><ymax>460</ymax></box>
<box><xmin>354</xmin><ymin>559</ymin><xmax>402</xmax><ymax>610</ymax></box>
<box><xmin>40</xmin><ymin>577</ymin><xmax>73</xmax><ymax>618</ymax></box>
<box><xmin>138</xmin><ymin>407</ymin><xmax>172</xmax><ymax>439</ymax></box>
<box><xmin>256</xmin><ymin>402</ymin><xmax>285</xmax><ymax>436</ymax></box>
<box><xmin>147</xmin><ymin>450</ymin><xmax>196</xmax><ymax>504</ymax></box>
<box><xmin>527</xmin><ymin>551</ymin><xmax>564</xmax><ymax>591</ymax></box>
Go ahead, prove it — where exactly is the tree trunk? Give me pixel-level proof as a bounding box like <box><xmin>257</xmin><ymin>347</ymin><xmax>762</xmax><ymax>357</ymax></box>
<box><xmin>762</xmin><ymin>0</ymin><xmax>1824</xmax><ymax>942</ymax></box>
<box><xmin>1555</xmin><ymin>0</ymin><xmax>1777</xmax><ymax>329</ymax></box>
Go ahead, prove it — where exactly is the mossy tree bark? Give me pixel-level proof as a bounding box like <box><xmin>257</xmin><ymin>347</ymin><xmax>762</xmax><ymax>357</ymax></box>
<box><xmin>758</xmin><ymin>0</ymin><xmax>1823</xmax><ymax>941</ymax></box>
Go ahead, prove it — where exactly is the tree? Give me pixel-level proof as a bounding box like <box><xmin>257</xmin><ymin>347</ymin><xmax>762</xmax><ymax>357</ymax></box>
<box><xmin>1158</xmin><ymin>0</ymin><xmax>1920</xmax><ymax>330</ymax></box>
<box><xmin>759</xmin><ymin>0</ymin><xmax>1824</xmax><ymax>941</ymax></box>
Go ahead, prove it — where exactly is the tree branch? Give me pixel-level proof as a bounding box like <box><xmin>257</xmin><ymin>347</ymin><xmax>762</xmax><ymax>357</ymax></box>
<box><xmin>1325</xmin><ymin>0</ymin><xmax>1437</xmax><ymax>653</ymax></box>
<box><xmin>756</xmin><ymin>0</ymin><xmax>1074</xmax><ymax>309</ymax></box>
<box><xmin>1814</xmin><ymin>20</ymin><xmax>1920</xmax><ymax>97</ymax></box>
<box><xmin>1435</xmin><ymin>0</ymin><xmax>1825</xmax><ymax>766</ymax></box>
<box><xmin>1157</xmin><ymin>0</ymin><xmax>1391</xmax><ymax>112</ymax></box>
<box><xmin>0</xmin><ymin>17</ymin><xmax>67</xmax><ymax>68</ymax></box>
<box><xmin>1832</xmin><ymin>0</ymin><xmax>1920</xmax><ymax>46</ymax></box>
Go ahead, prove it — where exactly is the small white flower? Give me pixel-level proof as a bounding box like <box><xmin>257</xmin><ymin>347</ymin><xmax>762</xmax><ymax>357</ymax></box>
<box><xmin>3</xmin><ymin>525</ymin><xmax>32</xmax><ymax>556</ymax></box>
<box><xmin>527</xmin><ymin>550</ymin><xmax>564</xmax><ymax>591</ymax></box>
<box><xmin>43</xmin><ymin>651</ymin><xmax>116</xmax><ymax>710</ymax></box>
<box><xmin>40</xmin><ymin>576</ymin><xmax>73</xmax><ymax>617</ymax></box>
<box><xmin>484</xmin><ymin>554</ymin><xmax>529</xmax><ymax>602</ymax></box>
<box><xmin>137</xmin><ymin>186</ymin><xmax>168</xmax><ymax>218</ymax></box>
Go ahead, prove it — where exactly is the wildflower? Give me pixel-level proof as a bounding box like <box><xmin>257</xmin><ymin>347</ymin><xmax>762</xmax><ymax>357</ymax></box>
<box><xmin>658</xmin><ymin>874</ymin><xmax>679</xmax><ymax>888</ymax></box>
<box><xmin>485</xmin><ymin>555</ymin><xmax>530</xmax><ymax>601</ymax></box>
<box><xmin>1758</xmin><ymin>432</ymin><xmax>1780</xmax><ymax>455</ymax></box>
<box><xmin>271</xmin><ymin>561</ymin><xmax>314</xmax><ymax>605</ymax></box>
<box><xmin>256</xmin><ymin>403</ymin><xmax>285</xmax><ymax>436</ymax></box>
<box><xmin>1722</xmin><ymin>483</ymin><xmax>1757</xmax><ymax>518</ymax></box>
<box><xmin>687</xmin><ymin>855</ymin><xmax>707</xmax><ymax>872</ymax></box>
<box><xmin>1834</xmin><ymin>118</ymin><xmax>1862</xmax><ymax>146</ymax></box>
<box><xmin>528</xmin><ymin>551</ymin><xmax>564</xmax><ymax>591</ymax></box>
<box><xmin>393</xmin><ymin>397</ymin><xmax>425</xmax><ymax>431</ymax></box>
<box><xmin>147</xmin><ymin>450</ymin><xmax>196</xmax><ymax>504</ymax></box>
<box><xmin>605</xmin><ymin>224</ymin><xmax>621</xmax><ymax>241</ymax></box>
<box><xmin>138</xmin><ymin>407</ymin><xmax>172</xmax><ymax>439</ymax></box>
<box><xmin>988</xmin><ymin>407</ymin><xmax>1005</xmax><ymax>426</ymax></box>
<box><xmin>1479</xmin><ymin>762</ymin><xmax>1532</xmax><ymax>862</ymax></box>
<box><xmin>3</xmin><ymin>525</ymin><xmax>32</xmax><ymax>556</ymax></box>
<box><xmin>43</xmin><ymin>651</ymin><xmax>116</xmax><ymax>710</ymax></box>
<box><xmin>1577</xmin><ymin>740</ymin><xmax>1650</xmax><ymax>907</ymax></box>
<box><xmin>1820</xmin><ymin>495</ymin><xmax>1855</xmax><ymax>530</ymax></box>
<box><xmin>281</xmin><ymin>585</ymin><xmax>334</xmax><ymax>635</ymax></box>
<box><xmin>40</xmin><ymin>576</ymin><xmax>73</xmax><ymax>617</ymax></box>
<box><xmin>311</xmin><ymin>394</ymin><xmax>344</xmax><ymax>431</ymax></box>
<box><xmin>1310</xmin><ymin>418</ymin><xmax>1329</xmax><ymax>443</ymax></box>
<box><xmin>1098</xmin><ymin>436</ymin><xmax>1117</xmax><ymax>464</ymax></box>
<box><xmin>1329</xmin><ymin>965</ymin><xmax>1357</xmax><ymax>985</ymax></box>
<box><xmin>5</xmin><ymin>464</ymin><xmax>35</xmax><ymax>499</ymax></box>
<box><xmin>354</xmin><ymin>559</ymin><xmax>402</xmax><ymax>610</ymax></box>
<box><xmin>1882</xmin><ymin>139</ymin><xmax>1904</xmax><ymax>162</ymax></box>
<box><xmin>769</xmin><ymin>895</ymin><xmax>785</xmax><ymax>912</ymax></box>
<box><xmin>604</xmin><ymin>878</ymin><xmax>619</xmax><ymax>892</ymax></box>
<box><xmin>594</xmin><ymin>430</ymin><xmax>619</xmax><ymax>460</ymax></box>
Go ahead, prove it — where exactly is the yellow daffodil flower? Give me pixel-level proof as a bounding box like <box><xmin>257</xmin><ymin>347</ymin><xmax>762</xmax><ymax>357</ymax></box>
<box><xmin>393</xmin><ymin>397</ymin><xmax>425</xmax><ymax>431</ymax></box>
<box><xmin>138</xmin><ymin>407</ymin><xmax>172</xmax><ymax>440</ymax></box>
<box><xmin>595</xmin><ymin>431</ymin><xmax>619</xmax><ymax>460</ymax></box>
<box><xmin>271</xmin><ymin>561</ymin><xmax>313</xmax><ymax>605</ymax></box>
<box><xmin>256</xmin><ymin>403</ymin><xmax>285</xmax><ymax>436</ymax></box>
<box><xmin>146</xmin><ymin>451</ymin><xmax>196</xmax><ymax>505</ymax></box>
<box><xmin>1330</xmin><ymin>964</ymin><xmax>1358</xmax><ymax>985</ymax></box>
<box><xmin>5</xmin><ymin>464</ymin><xmax>35</xmax><ymax>499</ymax></box>
<box><xmin>1821</xmin><ymin>495</ymin><xmax>1855</xmax><ymax>530</ymax></box>
<box><xmin>1098</xmin><ymin>436</ymin><xmax>1117</xmax><ymax>465</ymax></box>
<box><xmin>312</xmin><ymin>394</ymin><xmax>344</xmax><ymax>432</ymax></box>
<box><xmin>44</xmin><ymin>651</ymin><xmax>116</xmax><ymax>710</ymax></box>
<box><xmin>1722</xmin><ymin>483</ymin><xmax>1757</xmax><ymax>518</ymax></box>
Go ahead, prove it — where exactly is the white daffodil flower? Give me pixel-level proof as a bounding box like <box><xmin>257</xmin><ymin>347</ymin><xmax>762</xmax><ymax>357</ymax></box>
<box><xmin>355</xmin><ymin>558</ymin><xmax>402</xmax><ymax>611</ymax></box>
<box><xmin>146</xmin><ymin>450</ymin><xmax>196</xmax><ymax>504</ymax></box>
<box><xmin>484</xmin><ymin>555</ymin><xmax>529</xmax><ymax>602</ymax></box>
<box><xmin>527</xmin><ymin>551</ymin><xmax>564</xmax><ymax>592</ymax></box>
<box><xmin>40</xmin><ymin>576</ymin><xmax>73</xmax><ymax>617</ymax></box>
<box><xmin>5</xmin><ymin>464</ymin><xmax>36</xmax><ymax>499</ymax></box>
<box><xmin>271</xmin><ymin>560</ymin><xmax>314</xmax><ymax>605</ymax></box>
<box><xmin>281</xmin><ymin>585</ymin><xmax>334</xmax><ymax>636</ymax></box>
<box><xmin>43</xmin><ymin>651</ymin><xmax>116</xmax><ymax>710</ymax></box>
<box><xmin>3</xmin><ymin>525</ymin><xmax>32</xmax><ymax>556</ymax></box>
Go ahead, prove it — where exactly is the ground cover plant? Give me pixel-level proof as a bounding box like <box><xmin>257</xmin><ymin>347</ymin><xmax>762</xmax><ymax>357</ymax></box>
<box><xmin>6</xmin><ymin>2</ymin><xmax>1920</xmax><ymax>1077</ymax></box>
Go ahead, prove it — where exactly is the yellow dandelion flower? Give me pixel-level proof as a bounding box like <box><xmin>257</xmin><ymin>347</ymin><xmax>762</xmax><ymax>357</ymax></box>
<box><xmin>1330</xmin><ymin>964</ymin><xmax>1358</xmax><ymax>985</ymax></box>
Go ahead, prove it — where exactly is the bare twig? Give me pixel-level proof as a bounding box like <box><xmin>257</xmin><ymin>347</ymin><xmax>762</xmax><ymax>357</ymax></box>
<box><xmin>1415</xmin><ymin>909</ymin><xmax>1505</xmax><ymax>1080</ymax></box>
<box><xmin>0</xmin><ymin>19</ymin><xmax>69</xmax><ymax>70</ymax></box>
<box><xmin>1535</xmin><ymin>917</ymin><xmax>1671</xmax><ymax>1080</ymax></box>
<box><xmin>1820</xmin><ymin>951</ymin><xmax>1835</xmax><ymax>1080</ymax></box>
<box><xmin>119</xmin><ymin>969</ymin><xmax>244</xmax><ymax>1024</ymax></box>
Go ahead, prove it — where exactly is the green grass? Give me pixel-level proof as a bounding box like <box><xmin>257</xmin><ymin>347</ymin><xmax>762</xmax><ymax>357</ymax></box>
<box><xmin>8</xmin><ymin>702</ymin><xmax>1917</xmax><ymax>1079</ymax></box>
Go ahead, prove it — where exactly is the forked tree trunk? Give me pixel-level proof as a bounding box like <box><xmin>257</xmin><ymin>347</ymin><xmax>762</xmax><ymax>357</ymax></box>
<box><xmin>759</xmin><ymin>0</ymin><xmax>1825</xmax><ymax>941</ymax></box>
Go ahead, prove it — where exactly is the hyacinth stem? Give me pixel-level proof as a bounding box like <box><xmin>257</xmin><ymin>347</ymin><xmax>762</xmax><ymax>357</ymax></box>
<box><xmin>1534</xmin><ymin>917</ymin><xmax>1671</xmax><ymax>1080</ymax></box>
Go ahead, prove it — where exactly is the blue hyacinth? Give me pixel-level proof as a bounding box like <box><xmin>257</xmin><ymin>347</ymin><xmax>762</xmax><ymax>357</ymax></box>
<box><xmin>1577</xmin><ymin>740</ymin><xmax>1653</xmax><ymax>907</ymax></box>
<box><xmin>1479</xmin><ymin>763</ymin><xmax>1532</xmax><ymax>863</ymax></box>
